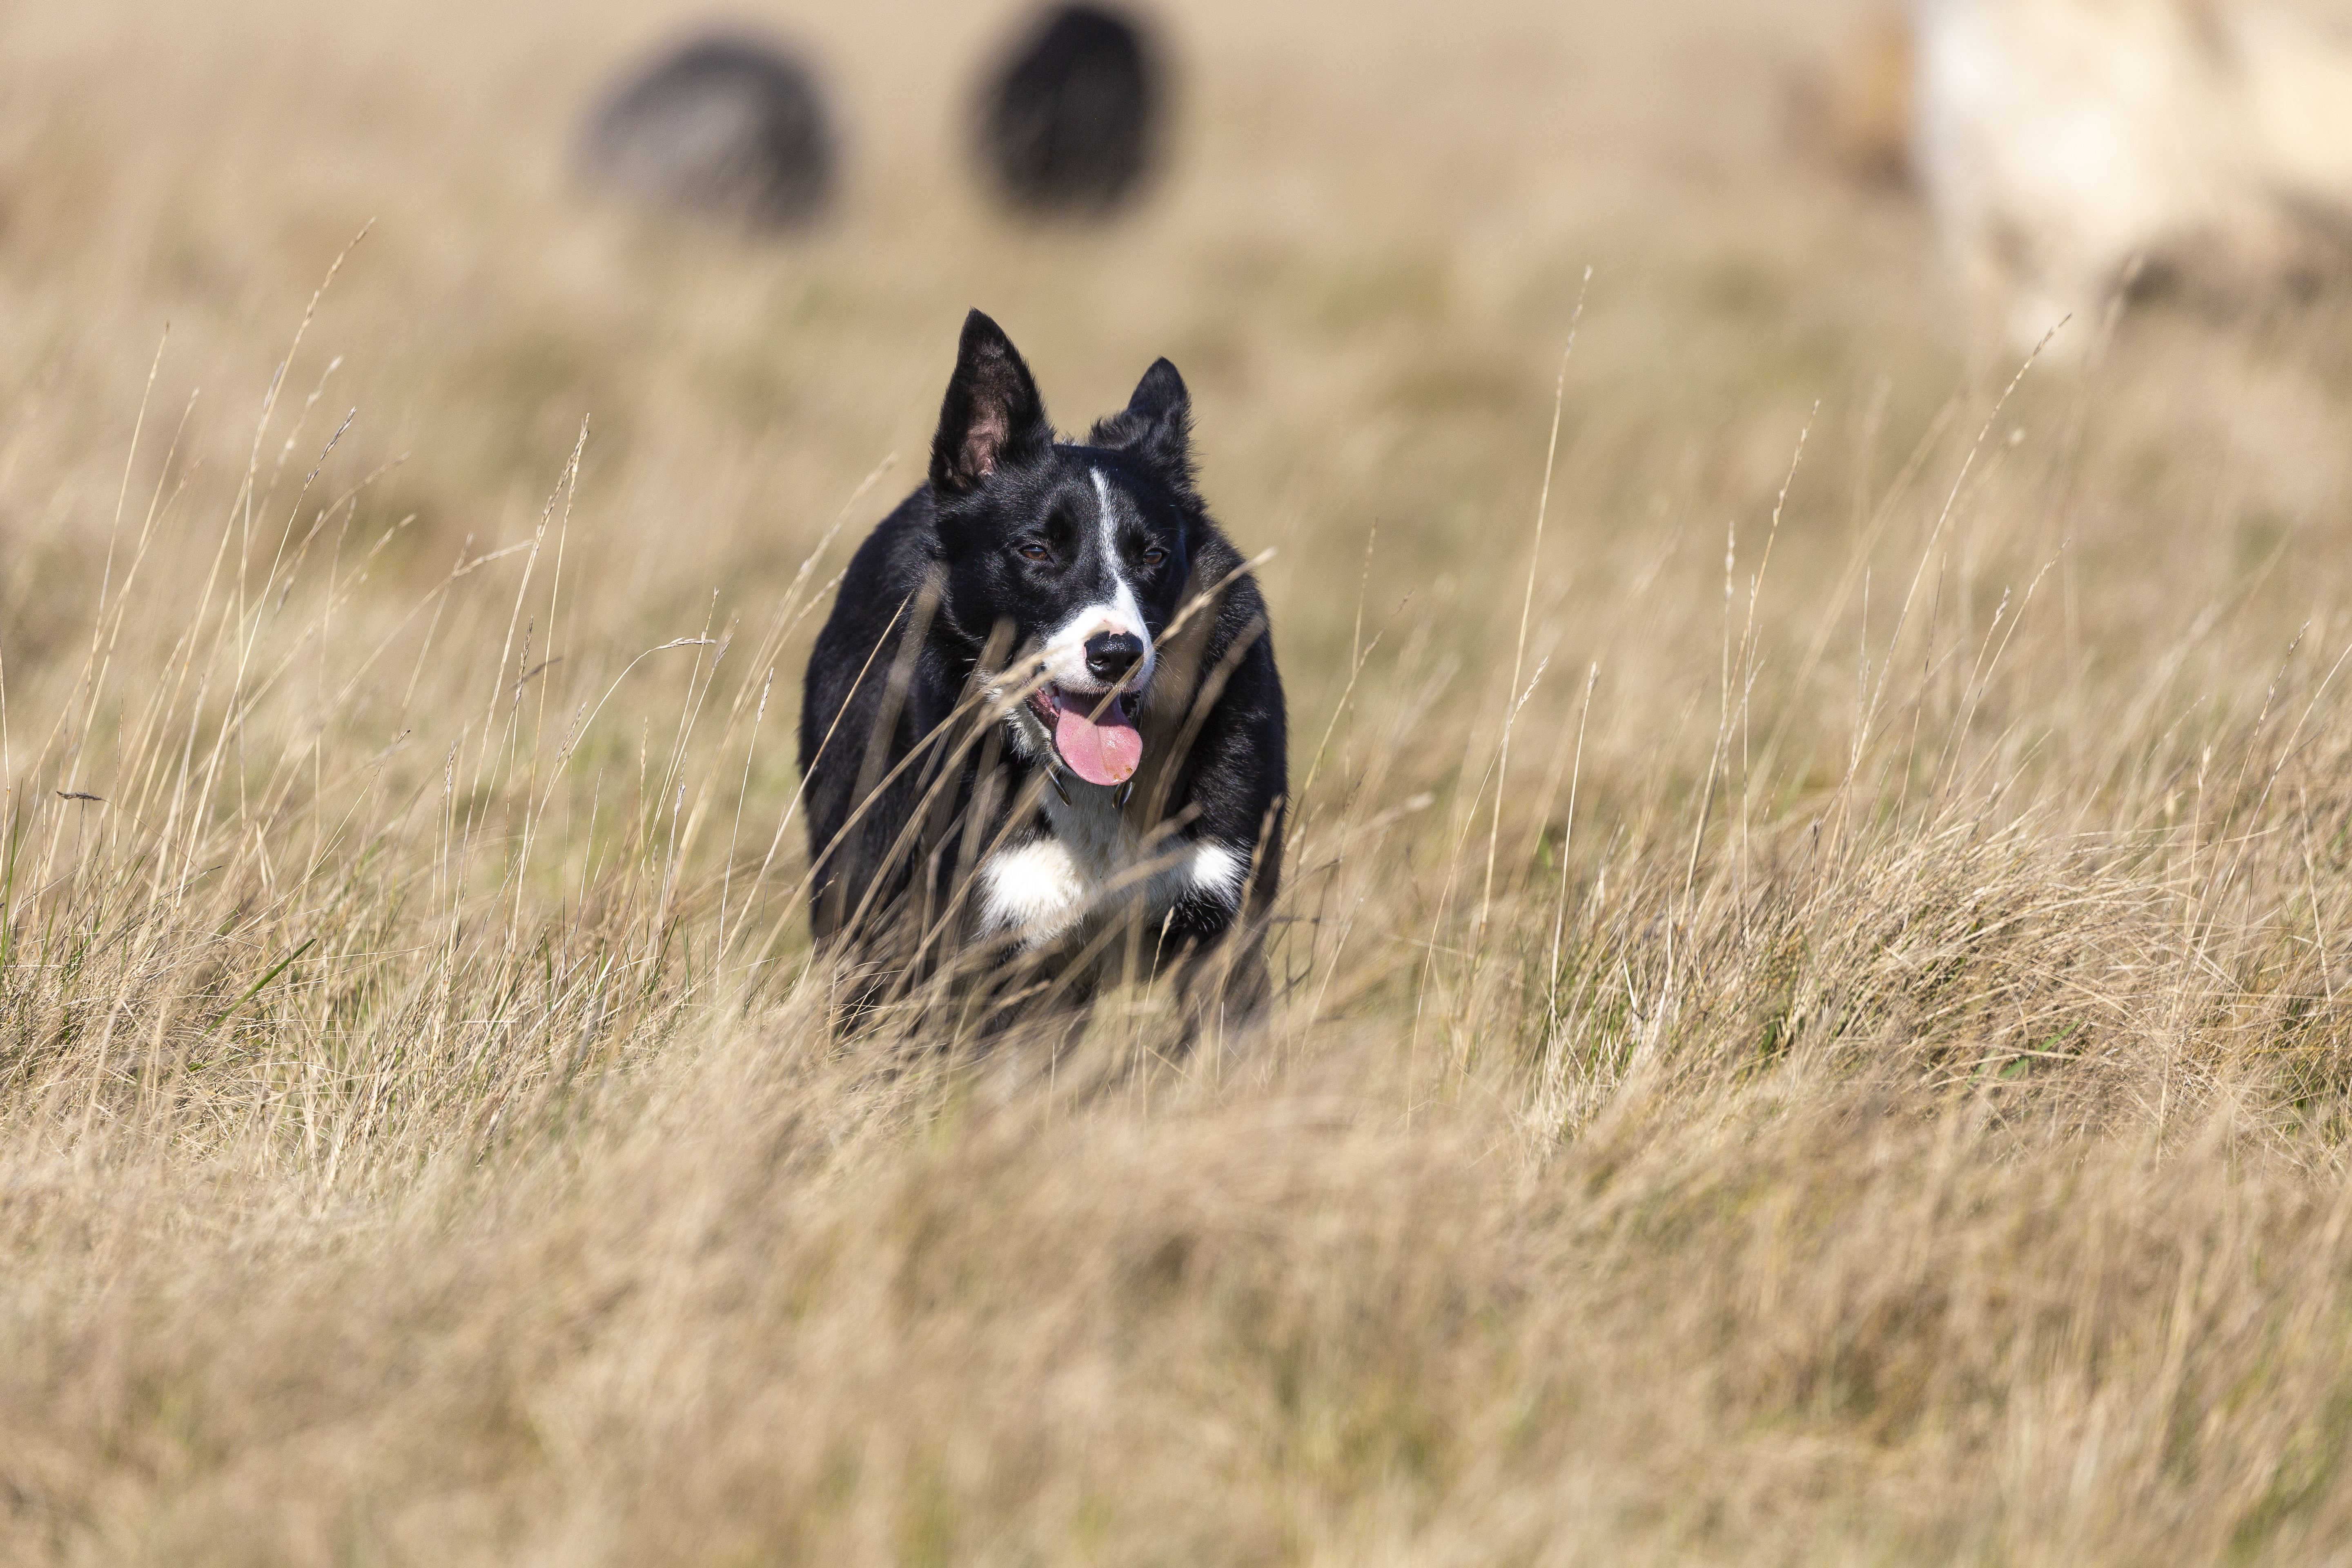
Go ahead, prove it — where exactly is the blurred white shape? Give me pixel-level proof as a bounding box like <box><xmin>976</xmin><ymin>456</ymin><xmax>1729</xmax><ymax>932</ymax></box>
<box><xmin>1913</xmin><ymin>0</ymin><xmax>2352</xmax><ymax>354</ymax></box>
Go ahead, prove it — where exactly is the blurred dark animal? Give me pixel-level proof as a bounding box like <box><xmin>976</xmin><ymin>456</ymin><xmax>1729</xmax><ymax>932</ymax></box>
<box><xmin>975</xmin><ymin>4</ymin><xmax>1163</xmax><ymax>217</ymax></box>
<box><xmin>800</xmin><ymin>311</ymin><xmax>1285</xmax><ymax>1041</ymax></box>
<box><xmin>580</xmin><ymin>33</ymin><xmax>836</xmax><ymax>230</ymax></box>
<box><xmin>1789</xmin><ymin>9</ymin><xmax>1913</xmax><ymax>187</ymax></box>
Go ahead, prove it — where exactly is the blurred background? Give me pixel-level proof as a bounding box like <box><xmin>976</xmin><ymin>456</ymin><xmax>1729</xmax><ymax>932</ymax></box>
<box><xmin>0</xmin><ymin>1</ymin><xmax>2205</xmax><ymax>677</ymax></box>
<box><xmin>2</xmin><ymin>0</ymin><xmax>2348</xmax><ymax>732</ymax></box>
<box><xmin>3</xmin><ymin>0</ymin><xmax>2350</xmax><ymax>700</ymax></box>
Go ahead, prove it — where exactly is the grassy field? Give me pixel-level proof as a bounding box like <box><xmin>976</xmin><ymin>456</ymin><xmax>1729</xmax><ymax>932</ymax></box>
<box><xmin>12</xmin><ymin>0</ymin><xmax>2352</xmax><ymax>1560</ymax></box>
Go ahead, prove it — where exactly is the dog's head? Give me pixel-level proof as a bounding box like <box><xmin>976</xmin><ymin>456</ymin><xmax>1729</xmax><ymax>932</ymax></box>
<box><xmin>927</xmin><ymin>309</ymin><xmax>1202</xmax><ymax>788</ymax></box>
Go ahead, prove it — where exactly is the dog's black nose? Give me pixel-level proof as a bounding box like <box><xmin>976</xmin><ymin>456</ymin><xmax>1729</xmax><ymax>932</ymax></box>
<box><xmin>1084</xmin><ymin>632</ymin><xmax>1144</xmax><ymax>683</ymax></box>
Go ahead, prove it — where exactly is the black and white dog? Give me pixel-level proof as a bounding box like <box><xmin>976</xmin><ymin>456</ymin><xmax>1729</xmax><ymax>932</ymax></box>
<box><xmin>799</xmin><ymin>310</ymin><xmax>1286</xmax><ymax>1033</ymax></box>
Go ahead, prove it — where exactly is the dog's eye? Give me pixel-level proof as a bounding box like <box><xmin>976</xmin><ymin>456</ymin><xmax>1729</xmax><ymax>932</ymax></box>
<box><xmin>1016</xmin><ymin>543</ymin><xmax>1051</xmax><ymax>564</ymax></box>
<box><xmin>1140</xmin><ymin>546</ymin><xmax>1168</xmax><ymax>567</ymax></box>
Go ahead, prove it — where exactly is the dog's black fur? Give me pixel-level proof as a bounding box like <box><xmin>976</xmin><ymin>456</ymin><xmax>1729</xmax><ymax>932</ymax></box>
<box><xmin>799</xmin><ymin>310</ymin><xmax>1285</xmax><ymax>1036</ymax></box>
<box><xmin>975</xmin><ymin>4</ymin><xmax>1162</xmax><ymax>217</ymax></box>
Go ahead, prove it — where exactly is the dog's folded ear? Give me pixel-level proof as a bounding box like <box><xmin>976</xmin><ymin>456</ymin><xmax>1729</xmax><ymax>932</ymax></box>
<box><xmin>1087</xmin><ymin>358</ymin><xmax>1195</xmax><ymax>495</ymax></box>
<box><xmin>931</xmin><ymin>310</ymin><xmax>1052</xmax><ymax>496</ymax></box>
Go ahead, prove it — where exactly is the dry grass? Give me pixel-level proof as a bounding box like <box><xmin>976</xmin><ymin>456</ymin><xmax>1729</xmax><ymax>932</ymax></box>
<box><xmin>11</xmin><ymin>0</ymin><xmax>2352</xmax><ymax>1561</ymax></box>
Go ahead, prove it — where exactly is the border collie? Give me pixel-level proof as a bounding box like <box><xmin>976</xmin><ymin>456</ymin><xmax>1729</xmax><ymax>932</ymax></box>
<box><xmin>799</xmin><ymin>310</ymin><xmax>1286</xmax><ymax>1036</ymax></box>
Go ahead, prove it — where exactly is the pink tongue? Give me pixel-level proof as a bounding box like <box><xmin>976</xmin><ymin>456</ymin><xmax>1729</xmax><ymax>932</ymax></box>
<box><xmin>1053</xmin><ymin>699</ymin><xmax>1144</xmax><ymax>786</ymax></box>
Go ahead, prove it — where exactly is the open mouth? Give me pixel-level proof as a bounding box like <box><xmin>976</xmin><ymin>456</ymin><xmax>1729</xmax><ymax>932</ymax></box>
<box><xmin>1025</xmin><ymin>685</ymin><xmax>1144</xmax><ymax>787</ymax></box>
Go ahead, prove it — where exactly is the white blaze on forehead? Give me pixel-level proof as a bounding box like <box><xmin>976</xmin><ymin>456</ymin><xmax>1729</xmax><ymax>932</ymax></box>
<box><xmin>1091</xmin><ymin>470</ymin><xmax>1150</xmax><ymax>660</ymax></box>
<box><xmin>1083</xmin><ymin>469</ymin><xmax>1151</xmax><ymax>654</ymax></box>
<box><xmin>1034</xmin><ymin>468</ymin><xmax>1156</xmax><ymax>693</ymax></box>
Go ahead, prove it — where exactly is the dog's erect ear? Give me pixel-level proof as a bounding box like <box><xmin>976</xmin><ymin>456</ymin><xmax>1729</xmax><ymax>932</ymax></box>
<box><xmin>931</xmin><ymin>310</ymin><xmax>1051</xmax><ymax>496</ymax></box>
<box><xmin>1087</xmin><ymin>357</ymin><xmax>1194</xmax><ymax>491</ymax></box>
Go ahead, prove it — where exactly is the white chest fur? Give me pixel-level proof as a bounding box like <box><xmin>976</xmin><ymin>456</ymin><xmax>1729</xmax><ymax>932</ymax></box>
<box><xmin>977</xmin><ymin>781</ymin><xmax>1246</xmax><ymax>951</ymax></box>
